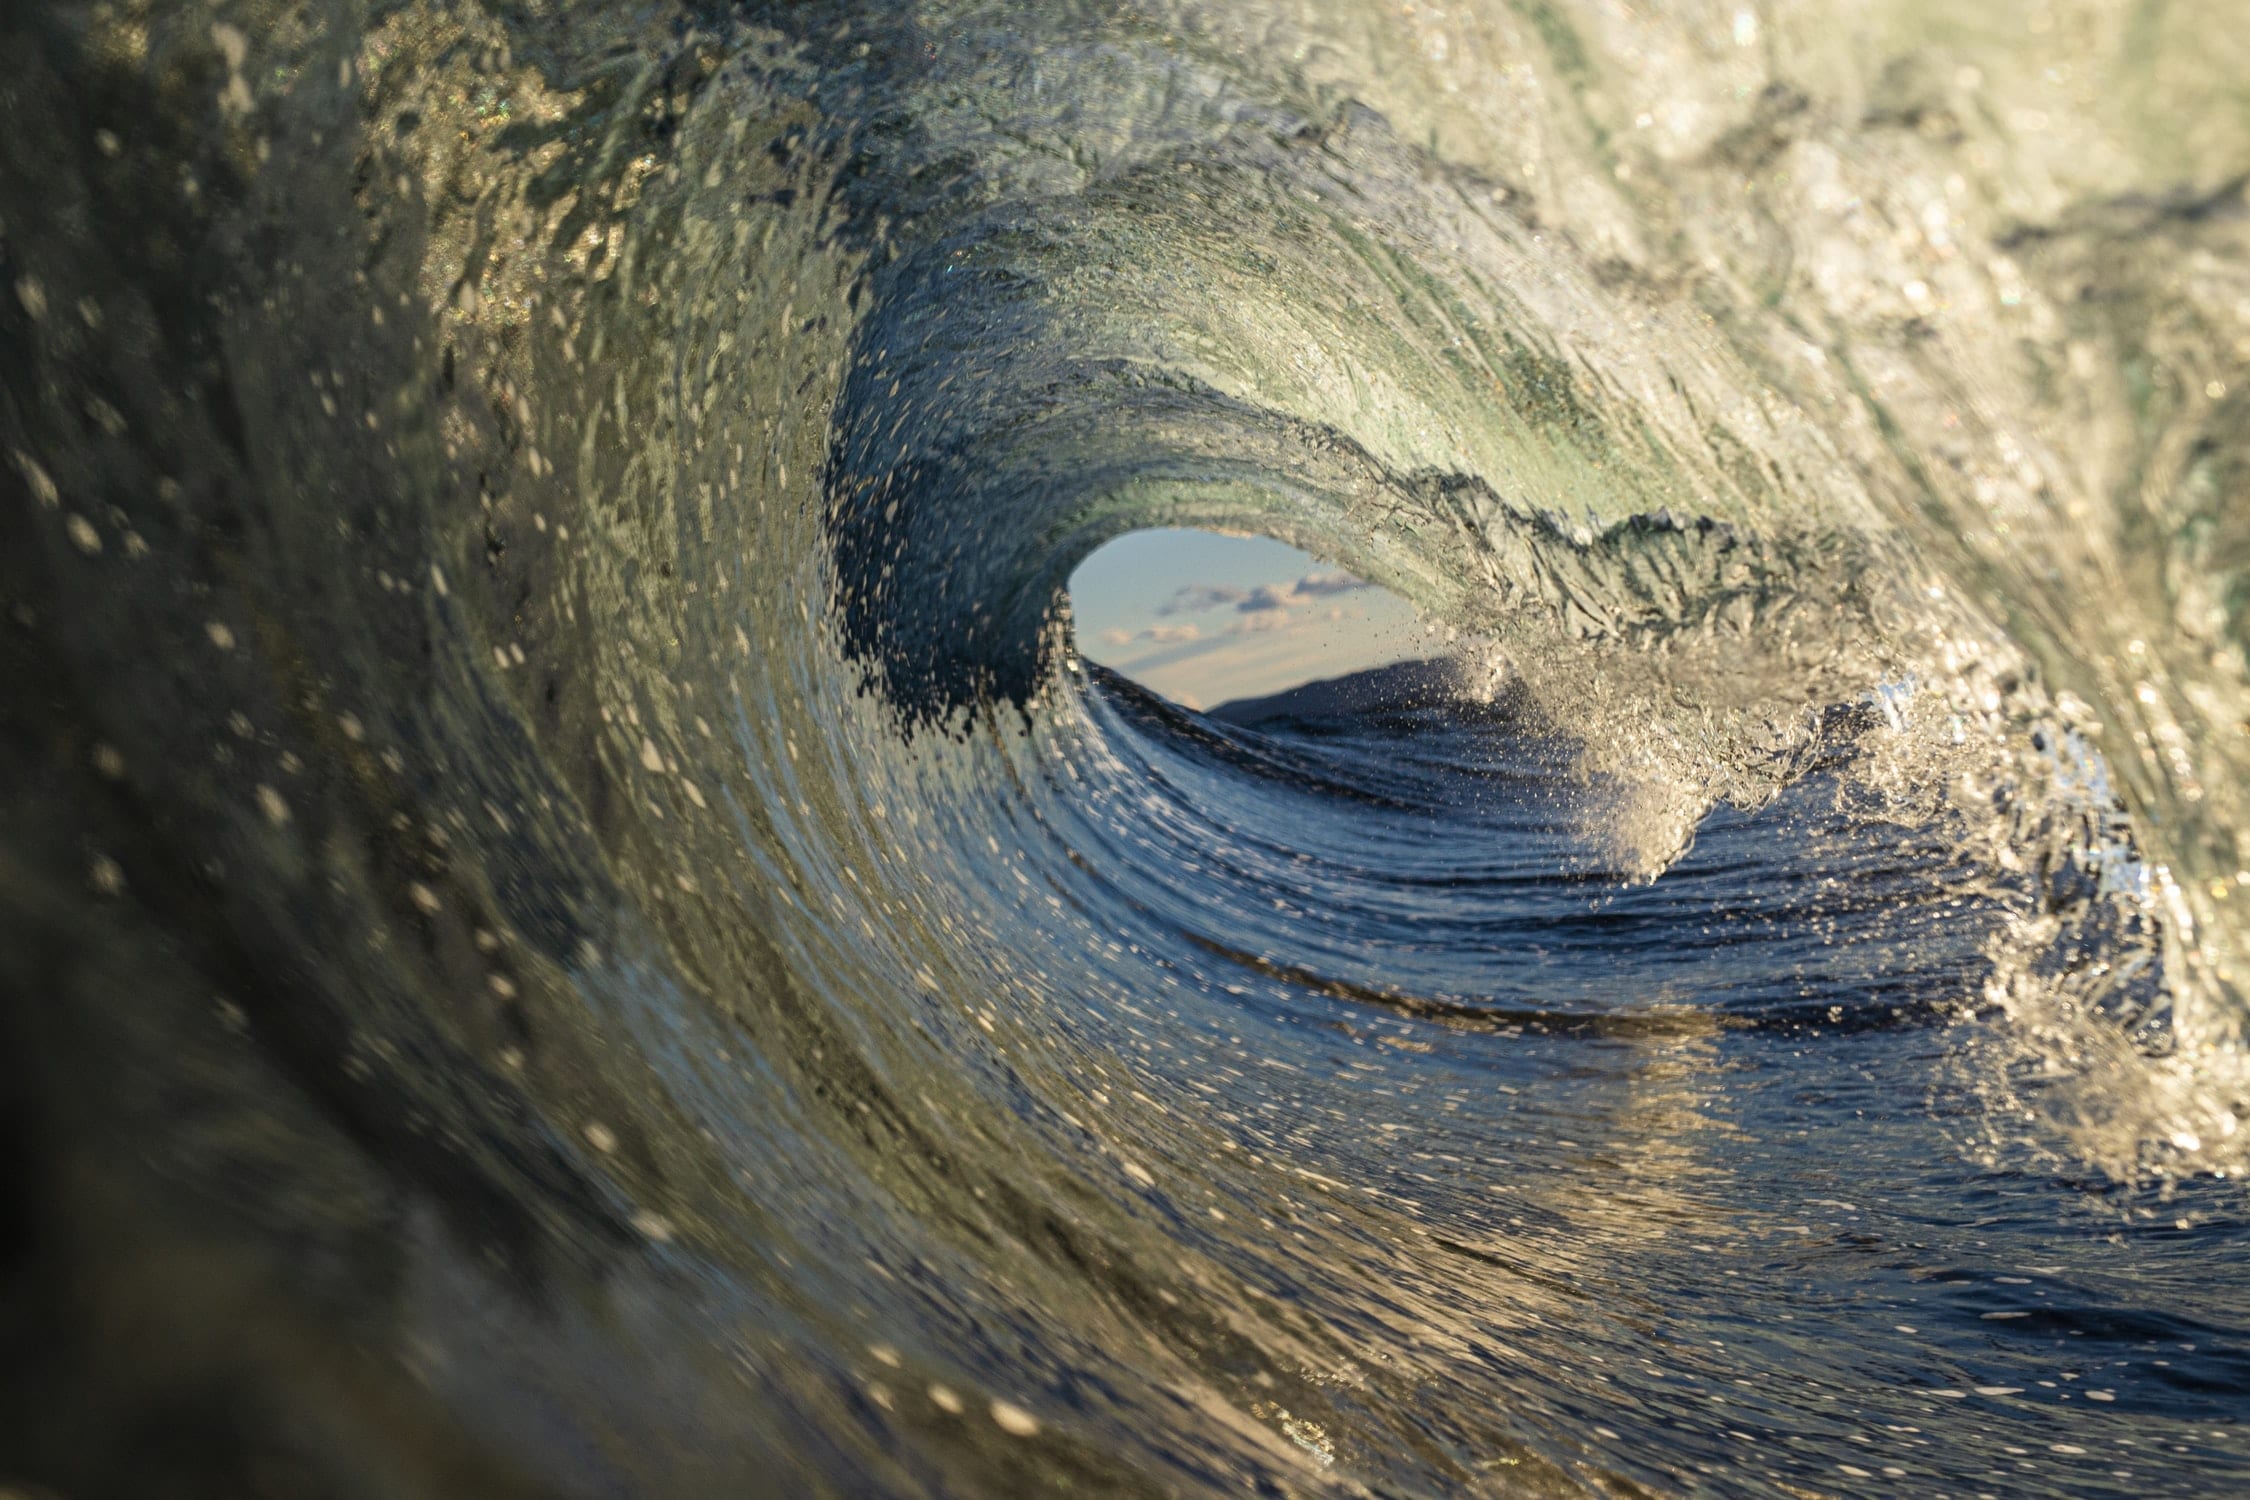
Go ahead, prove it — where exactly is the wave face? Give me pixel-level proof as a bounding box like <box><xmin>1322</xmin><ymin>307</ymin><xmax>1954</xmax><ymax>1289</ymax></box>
<box><xmin>3</xmin><ymin>0</ymin><xmax>2249</xmax><ymax>1493</ymax></box>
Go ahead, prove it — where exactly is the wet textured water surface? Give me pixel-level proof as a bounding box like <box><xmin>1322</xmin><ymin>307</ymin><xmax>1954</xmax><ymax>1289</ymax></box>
<box><xmin>2</xmin><ymin>0</ymin><xmax>2248</xmax><ymax>1494</ymax></box>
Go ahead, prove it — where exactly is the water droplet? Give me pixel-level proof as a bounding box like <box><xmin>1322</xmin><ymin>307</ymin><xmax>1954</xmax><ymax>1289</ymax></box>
<box><xmin>990</xmin><ymin>1400</ymin><xmax>1039</xmax><ymax>1436</ymax></box>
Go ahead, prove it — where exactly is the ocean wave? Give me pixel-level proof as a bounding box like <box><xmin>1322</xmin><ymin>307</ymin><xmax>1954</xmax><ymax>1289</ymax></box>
<box><xmin>3</xmin><ymin>0</ymin><xmax>2247</xmax><ymax>1493</ymax></box>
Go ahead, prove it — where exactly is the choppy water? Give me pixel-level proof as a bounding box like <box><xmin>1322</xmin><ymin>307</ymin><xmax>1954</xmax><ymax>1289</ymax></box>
<box><xmin>2</xmin><ymin>0</ymin><xmax>2248</xmax><ymax>1493</ymax></box>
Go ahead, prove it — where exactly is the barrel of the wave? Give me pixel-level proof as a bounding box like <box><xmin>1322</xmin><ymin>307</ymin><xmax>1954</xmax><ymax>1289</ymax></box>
<box><xmin>3</xmin><ymin>0</ymin><xmax>2250</xmax><ymax>1495</ymax></box>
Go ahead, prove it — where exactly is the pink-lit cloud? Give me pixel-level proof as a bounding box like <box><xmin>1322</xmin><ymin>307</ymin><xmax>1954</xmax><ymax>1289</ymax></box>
<box><xmin>1161</xmin><ymin>570</ymin><xmax>1370</xmax><ymax>617</ymax></box>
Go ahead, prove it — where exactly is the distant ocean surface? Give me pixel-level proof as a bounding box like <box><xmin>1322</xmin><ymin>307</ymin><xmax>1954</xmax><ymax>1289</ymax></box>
<box><xmin>3</xmin><ymin>0</ymin><xmax>2247</xmax><ymax>1494</ymax></box>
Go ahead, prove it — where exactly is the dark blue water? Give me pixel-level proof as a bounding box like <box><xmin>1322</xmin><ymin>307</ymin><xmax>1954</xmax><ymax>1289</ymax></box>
<box><xmin>1018</xmin><ymin>669</ymin><xmax>2249</xmax><ymax>1495</ymax></box>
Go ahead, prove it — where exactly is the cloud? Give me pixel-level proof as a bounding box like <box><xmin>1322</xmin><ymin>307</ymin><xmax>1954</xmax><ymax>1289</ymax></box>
<box><xmin>1157</xmin><ymin>583</ymin><xmax>1249</xmax><ymax>616</ymax></box>
<box><xmin>1291</xmin><ymin>571</ymin><xmax>1367</xmax><ymax>600</ymax></box>
<box><xmin>1158</xmin><ymin>570</ymin><xmax>1368</xmax><ymax>618</ymax></box>
<box><xmin>1228</xmin><ymin>611</ymin><xmax>1292</xmax><ymax>634</ymax></box>
<box><xmin>1099</xmin><ymin>622</ymin><xmax>1202</xmax><ymax>649</ymax></box>
<box><xmin>1237</xmin><ymin>571</ymin><xmax>1369</xmax><ymax>614</ymax></box>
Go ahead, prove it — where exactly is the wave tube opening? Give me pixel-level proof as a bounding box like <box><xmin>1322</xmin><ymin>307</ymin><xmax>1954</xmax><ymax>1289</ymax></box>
<box><xmin>1066</xmin><ymin>526</ymin><xmax>1437</xmax><ymax>712</ymax></box>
